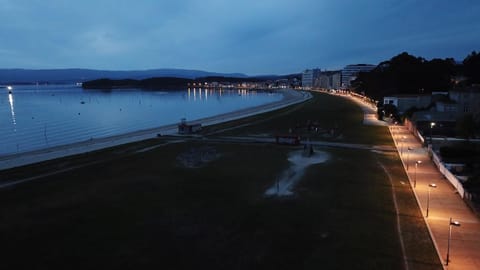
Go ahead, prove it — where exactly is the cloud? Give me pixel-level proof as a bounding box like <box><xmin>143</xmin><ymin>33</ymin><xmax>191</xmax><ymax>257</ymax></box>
<box><xmin>78</xmin><ymin>28</ymin><xmax>132</xmax><ymax>55</ymax></box>
<box><xmin>0</xmin><ymin>0</ymin><xmax>479</xmax><ymax>73</ymax></box>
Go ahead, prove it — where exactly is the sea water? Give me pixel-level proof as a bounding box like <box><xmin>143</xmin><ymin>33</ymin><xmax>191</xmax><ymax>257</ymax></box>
<box><xmin>0</xmin><ymin>85</ymin><xmax>282</xmax><ymax>155</ymax></box>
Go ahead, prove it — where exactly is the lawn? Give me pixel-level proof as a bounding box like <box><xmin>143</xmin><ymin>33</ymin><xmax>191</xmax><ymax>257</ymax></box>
<box><xmin>0</xmin><ymin>92</ymin><xmax>440</xmax><ymax>269</ymax></box>
<box><xmin>202</xmin><ymin>92</ymin><xmax>392</xmax><ymax>146</ymax></box>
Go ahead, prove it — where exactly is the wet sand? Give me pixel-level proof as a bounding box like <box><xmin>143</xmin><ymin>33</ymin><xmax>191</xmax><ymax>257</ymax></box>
<box><xmin>0</xmin><ymin>89</ymin><xmax>311</xmax><ymax>170</ymax></box>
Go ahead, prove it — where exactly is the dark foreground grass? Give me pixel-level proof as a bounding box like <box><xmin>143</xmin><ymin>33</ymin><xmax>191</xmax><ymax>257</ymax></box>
<box><xmin>0</xmin><ymin>92</ymin><xmax>440</xmax><ymax>269</ymax></box>
<box><xmin>0</xmin><ymin>143</ymin><xmax>394</xmax><ymax>269</ymax></box>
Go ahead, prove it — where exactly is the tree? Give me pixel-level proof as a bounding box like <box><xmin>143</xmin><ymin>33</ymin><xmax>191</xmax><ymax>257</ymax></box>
<box><xmin>353</xmin><ymin>52</ymin><xmax>455</xmax><ymax>99</ymax></box>
<box><xmin>463</xmin><ymin>51</ymin><xmax>480</xmax><ymax>84</ymax></box>
<box><xmin>455</xmin><ymin>114</ymin><xmax>476</xmax><ymax>139</ymax></box>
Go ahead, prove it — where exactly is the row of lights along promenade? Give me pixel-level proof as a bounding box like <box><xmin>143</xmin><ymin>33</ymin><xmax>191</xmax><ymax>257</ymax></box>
<box><xmin>390</xmin><ymin>123</ymin><xmax>480</xmax><ymax>269</ymax></box>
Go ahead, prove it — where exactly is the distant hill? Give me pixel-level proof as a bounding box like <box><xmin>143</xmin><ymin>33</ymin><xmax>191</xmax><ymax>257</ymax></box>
<box><xmin>81</xmin><ymin>76</ymin><xmax>275</xmax><ymax>90</ymax></box>
<box><xmin>0</xmin><ymin>68</ymin><xmax>248</xmax><ymax>84</ymax></box>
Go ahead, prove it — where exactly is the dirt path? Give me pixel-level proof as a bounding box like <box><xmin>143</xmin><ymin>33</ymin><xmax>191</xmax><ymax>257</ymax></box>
<box><xmin>265</xmin><ymin>149</ymin><xmax>329</xmax><ymax>196</ymax></box>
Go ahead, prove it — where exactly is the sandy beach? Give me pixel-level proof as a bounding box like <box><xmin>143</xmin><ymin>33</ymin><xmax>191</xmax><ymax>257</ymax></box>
<box><xmin>0</xmin><ymin>89</ymin><xmax>311</xmax><ymax>170</ymax></box>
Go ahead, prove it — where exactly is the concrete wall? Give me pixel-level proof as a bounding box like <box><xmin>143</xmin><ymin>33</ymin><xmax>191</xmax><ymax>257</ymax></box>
<box><xmin>431</xmin><ymin>150</ymin><xmax>466</xmax><ymax>198</ymax></box>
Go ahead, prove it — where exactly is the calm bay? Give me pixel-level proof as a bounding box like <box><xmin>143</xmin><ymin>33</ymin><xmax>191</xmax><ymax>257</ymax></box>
<box><xmin>1</xmin><ymin>85</ymin><xmax>282</xmax><ymax>155</ymax></box>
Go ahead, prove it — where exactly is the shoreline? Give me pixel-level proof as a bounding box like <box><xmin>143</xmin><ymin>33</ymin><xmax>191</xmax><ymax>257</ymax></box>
<box><xmin>0</xmin><ymin>89</ymin><xmax>311</xmax><ymax>170</ymax></box>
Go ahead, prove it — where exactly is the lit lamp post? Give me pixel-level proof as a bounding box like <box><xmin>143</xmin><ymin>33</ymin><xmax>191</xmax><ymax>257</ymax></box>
<box><xmin>426</xmin><ymin>183</ymin><xmax>437</xmax><ymax>217</ymax></box>
<box><xmin>446</xmin><ymin>218</ymin><xmax>461</xmax><ymax>265</ymax></box>
<box><xmin>401</xmin><ymin>136</ymin><xmax>406</xmax><ymax>155</ymax></box>
<box><xmin>414</xmin><ymin>160</ymin><xmax>422</xmax><ymax>188</ymax></box>
<box><xmin>406</xmin><ymin>147</ymin><xmax>412</xmax><ymax>171</ymax></box>
<box><xmin>399</xmin><ymin>138</ymin><xmax>403</xmax><ymax>155</ymax></box>
<box><xmin>430</xmin><ymin>122</ymin><xmax>436</xmax><ymax>145</ymax></box>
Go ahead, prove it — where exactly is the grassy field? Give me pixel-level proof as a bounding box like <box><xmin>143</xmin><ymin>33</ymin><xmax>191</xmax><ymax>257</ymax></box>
<box><xmin>0</xmin><ymin>92</ymin><xmax>440</xmax><ymax>269</ymax></box>
<box><xmin>202</xmin><ymin>92</ymin><xmax>392</xmax><ymax>146</ymax></box>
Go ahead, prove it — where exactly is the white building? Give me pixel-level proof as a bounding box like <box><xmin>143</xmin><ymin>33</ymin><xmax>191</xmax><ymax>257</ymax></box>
<box><xmin>317</xmin><ymin>74</ymin><xmax>330</xmax><ymax>89</ymax></box>
<box><xmin>449</xmin><ymin>87</ymin><xmax>480</xmax><ymax>121</ymax></box>
<box><xmin>317</xmin><ymin>71</ymin><xmax>341</xmax><ymax>89</ymax></box>
<box><xmin>302</xmin><ymin>69</ymin><xmax>321</xmax><ymax>89</ymax></box>
<box><xmin>330</xmin><ymin>72</ymin><xmax>341</xmax><ymax>89</ymax></box>
<box><xmin>341</xmin><ymin>64</ymin><xmax>376</xmax><ymax>88</ymax></box>
<box><xmin>383</xmin><ymin>95</ymin><xmax>432</xmax><ymax>114</ymax></box>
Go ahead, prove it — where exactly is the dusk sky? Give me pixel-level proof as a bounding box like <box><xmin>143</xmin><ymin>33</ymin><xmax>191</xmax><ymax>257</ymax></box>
<box><xmin>1</xmin><ymin>0</ymin><xmax>479</xmax><ymax>75</ymax></box>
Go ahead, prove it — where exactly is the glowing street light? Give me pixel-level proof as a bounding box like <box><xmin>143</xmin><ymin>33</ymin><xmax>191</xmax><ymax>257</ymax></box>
<box><xmin>430</xmin><ymin>122</ymin><xmax>436</xmax><ymax>145</ymax></box>
<box><xmin>426</xmin><ymin>183</ymin><xmax>437</xmax><ymax>217</ymax></box>
<box><xmin>446</xmin><ymin>218</ymin><xmax>460</xmax><ymax>265</ymax></box>
<box><xmin>406</xmin><ymin>147</ymin><xmax>412</xmax><ymax>171</ymax></box>
<box><xmin>414</xmin><ymin>160</ymin><xmax>422</xmax><ymax>188</ymax></box>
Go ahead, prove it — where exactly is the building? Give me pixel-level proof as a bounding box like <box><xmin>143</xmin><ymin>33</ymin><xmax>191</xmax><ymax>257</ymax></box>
<box><xmin>341</xmin><ymin>64</ymin><xmax>376</xmax><ymax>88</ymax></box>
<box><xmin>449</xmin><ymin>87</ymin><xmax>480</xmax><ymax>121</ymax></box>
<box><xmin>383</xmin><ymin>95</ymin><xmax>432</xmax><ymax>114</ymax></box>
<box><xmin>302</xmin><ymin>69</ymin><xmax>321</xmax><ymax>89</ymax></box>
<box><xmin>331</xmin><ymin>72</ymin><xmax>341</xmax><ymax>89</ymax></box>
<box><xmin>317</xmin><ymin>74</ymin><xmax>330</xmax><ymax>89</ymax></box>
<box><xmin>178</xmin><ymin>118</ymin><xmax>202</xmax><ymax>134</ymax></box>
<box><xmin>313</xmin><ymin>70</ymin><xmax>341</xmax><ymax>89</ymax></box>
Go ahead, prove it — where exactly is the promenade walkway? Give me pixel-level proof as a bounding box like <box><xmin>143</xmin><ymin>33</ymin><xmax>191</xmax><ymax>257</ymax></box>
<box><xmin>391</xmin><ymin>125</ymin><xmax>480</xmax><ymax>270</ymax></box>
<box><xmin>344</xmin><ymin>91</ymin><xmax>480</xmax><ymax>269</ymax></box>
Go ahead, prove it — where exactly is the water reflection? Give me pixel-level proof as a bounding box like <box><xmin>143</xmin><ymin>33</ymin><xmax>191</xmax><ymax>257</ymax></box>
<box><xmin>0</xmin><ymin>86</ymin><xmax>283</xmax><ymax>155</ymax></box>
<box><xmin>8</xmin><ymin>92</ymin><xmax>16</xmax><ymax>130</ymax></box>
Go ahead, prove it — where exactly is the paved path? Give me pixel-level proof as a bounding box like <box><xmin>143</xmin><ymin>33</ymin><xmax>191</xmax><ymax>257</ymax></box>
<box><xmin>316</xmin><ymin>90</ymin><xmax>387</xmax><ymax>126</ymax></box>
<box><xmin>344</xmin><ymin>92</ymin><xmax>480</xmax><ymax>269</ymax></box>
<box><xmin>341</xmin><ymin>93</ymin><xmax>388</xmax><ymax>126</ymax></box>
<box><xmin>391</xmin><ymin>125</ymin><xmax>480</xmax><ymax>270</ymax></box>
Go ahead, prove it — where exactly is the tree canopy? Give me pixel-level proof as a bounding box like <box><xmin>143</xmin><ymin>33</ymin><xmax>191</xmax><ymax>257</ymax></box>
<box><xmin>463</xmin><ymin>51</ymin><xmax>480</xmax><ymax>84</ymax></box>
<box><xmin>352</xmin><ymin>52</ymin><xmax>455</xmax><ymax>100</ymax></box>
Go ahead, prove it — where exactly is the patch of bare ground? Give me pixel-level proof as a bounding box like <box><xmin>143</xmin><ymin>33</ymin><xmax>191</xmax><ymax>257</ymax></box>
<box><xmin>176</xmin><ymin>146</ymin><xmax>220</xmax><ymax>168</ymax></box>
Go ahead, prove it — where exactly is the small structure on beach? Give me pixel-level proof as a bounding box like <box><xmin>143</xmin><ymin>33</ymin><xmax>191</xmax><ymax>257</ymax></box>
<box><xmin>178</xmin><ymin>118</ymin><xmax>202</xmax><ymax>134</ymax></box>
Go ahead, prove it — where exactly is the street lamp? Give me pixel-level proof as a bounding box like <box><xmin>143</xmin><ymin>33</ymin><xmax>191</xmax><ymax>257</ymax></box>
<box><xmin>406</xmin><ymin>147</ymin><xmax>412</xmax><ymax>171</ymax></box>
<box><xmin>414</xmin><ymin>160</ymin><xmax>422</xmax><ymax>188</ymax></box>
<box><xmin>401</xmin><ymin>136</ymin><xmax>406</xmax><ymax>155</ymax></box>
<box><xmin>426</xmin><ymin>183</ymin><xmax>437</xmax><ymax>217</ymax></box>
<box><xmin>446</xmin><ymin>217</ymin><xmax>461</xmax><ymax>265</ymax></box>
<box><xmin>399</xmin><ymin>138</ymin><xmax>403</xmax><ymax>155</ymax></box>
<box><xmin>430</xmin><ymin>122</ymin><xmax>436</xmax><ymax>145</ymax></box>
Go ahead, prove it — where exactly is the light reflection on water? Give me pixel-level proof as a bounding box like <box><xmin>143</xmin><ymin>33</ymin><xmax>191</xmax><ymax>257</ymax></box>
<box><xmin>0</xmin><ymin>85</ymin><xmax>282</xmax><ymax>155</ymax></box>
<box><xmin>8</xmin><ymin>93</ymin><xmax>16</xmax><ymax>129</ymax></box>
